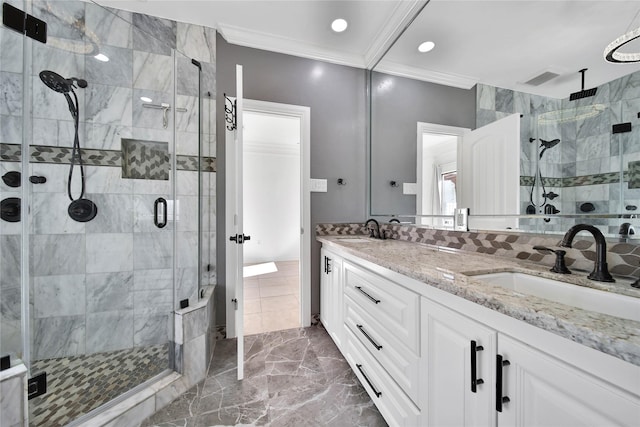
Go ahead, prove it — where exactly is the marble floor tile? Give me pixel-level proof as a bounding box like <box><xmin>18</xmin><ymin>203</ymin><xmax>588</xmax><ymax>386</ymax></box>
<box><xmin>140</xmin><ymin>325</ymin><xmax>387</xmax><ymax>427</ymax></box>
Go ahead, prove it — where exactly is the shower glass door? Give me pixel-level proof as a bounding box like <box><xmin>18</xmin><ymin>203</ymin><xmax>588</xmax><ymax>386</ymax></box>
<box><xmin>25</xmin><ymin>1</ymin><xmax>176</xmax><ymax>425</ymax></box>
<box><xmin>0</xmin><ymin>0</ymin><xmax>25</xmax><ymax>366</ymax></box>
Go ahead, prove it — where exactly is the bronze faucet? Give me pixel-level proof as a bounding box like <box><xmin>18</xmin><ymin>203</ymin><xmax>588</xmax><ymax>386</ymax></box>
<box><xmin>559</xmin><ymin>224</ymin><xmax>614</xmax><ymax>282</ymax></box>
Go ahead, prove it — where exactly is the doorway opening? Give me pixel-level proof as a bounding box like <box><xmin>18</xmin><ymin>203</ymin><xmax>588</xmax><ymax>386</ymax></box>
<box><xmin>416</xmin><ymin>122</ymin><xmax>468</xmax><ymax>228</ymax></box>
<box><xmin>242</xmin><ymin>110</ymin><xmax>301</xmax><ymax>334</ymax></box>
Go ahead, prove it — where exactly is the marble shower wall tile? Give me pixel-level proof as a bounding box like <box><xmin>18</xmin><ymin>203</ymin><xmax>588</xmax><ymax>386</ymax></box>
<box><xmin>86</xmin><ymin>310</ymin><xmax>134</xmax><ymax>353</ymax></box>
<box><xmin>133</xmin><ymin>51</ymin><xmax>173</xmax><ymax>92</ymax></box>
<box><xmin>0</xmin><ymin>27</ymin><xmax>23</xmax><ymax>74</ymax></box>
<box><xmin>32</xmin><ymin>315</ymin><xmax>85</xmax><ymax>359</ymax></box>
<box><xmin>85</xmin><ymin>4</ymin><xmax>133</xmax><ymax>50</ymax></box>
<box><xmin>33</xmin><ymin>274</ymin><xmax>86</xmax><ymax>318</ymax></box>
<box><xmin>86</xmin><ymin>45</ymin><xmax>133</xmax><ymax>87</ymax></box>
<box><xmin>86</xmin><ymin>233</ymin><xmax>134</xmax><ymax>273</ymax></box>
<box><xmin>86</xmin><ymin>271</ymin><xmax>134</xmax><ymax>312</ymax></box>
<box><xmin>30</xmin><ymin>234</ymin><xmax>85</xmax><ymax>276</ymax></box>
<box><xmin>85</xmin><ymin>83</ymin><xmax>133</xmax><ymax>127</ymax></box>
<box><xmin>0</xmin><ymin>72</ymin><xmax>22</xmax><ymax>116</ymax></box>
<box><xmin>132</xmin><ymin>13</ymin><xmax>176</xmax><ymax>56</ymax></box>
<box><xmin>177</xmin><ymin>22</ymin><xmax>216</xmax><ymax>64</ymax></box>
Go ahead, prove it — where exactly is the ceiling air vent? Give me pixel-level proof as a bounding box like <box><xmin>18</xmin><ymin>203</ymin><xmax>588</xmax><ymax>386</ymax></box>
<box><xmin>524</xmin><ymin>71</ymin><xmax>560</xmax><ymax>86</ymax></box>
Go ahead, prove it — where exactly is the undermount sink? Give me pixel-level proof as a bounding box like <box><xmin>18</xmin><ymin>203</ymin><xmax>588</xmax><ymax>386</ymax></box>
<box><xmin>471</xmin><ymin>272</ymin><xmax>640</xmax><ymax>322</ymax></box>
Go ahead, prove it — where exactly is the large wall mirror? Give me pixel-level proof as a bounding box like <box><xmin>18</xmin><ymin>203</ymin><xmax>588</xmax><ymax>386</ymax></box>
<box><xmin>369</xmin><ymin>0</ymin><xmax>640</xmax><ymax>236</ymax></box>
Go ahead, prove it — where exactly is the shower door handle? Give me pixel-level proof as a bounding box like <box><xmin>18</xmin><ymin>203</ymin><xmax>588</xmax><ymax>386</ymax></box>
<box><xmin>154</xmin><ymin>197</ymin><xmax>168</xmax><ymax>228</ymax></box>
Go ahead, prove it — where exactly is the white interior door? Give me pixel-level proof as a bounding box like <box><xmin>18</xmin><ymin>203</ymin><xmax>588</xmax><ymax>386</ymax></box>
<box><xmin>225</xmin><ymin>65</ymin><xmax>245</xmax><ymax>380</ymax></box>
<box><xmin>458</xmin><ymin>114</ymin><xmax>520</xmax><ymax>230</ymax></box>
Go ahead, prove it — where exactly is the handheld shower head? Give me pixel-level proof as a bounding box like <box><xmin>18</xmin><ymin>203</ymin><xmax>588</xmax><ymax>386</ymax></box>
<box><xmin>39</xmin><ymin>70</ymin><xmax>72</xmax><ymax>93</ymax></box>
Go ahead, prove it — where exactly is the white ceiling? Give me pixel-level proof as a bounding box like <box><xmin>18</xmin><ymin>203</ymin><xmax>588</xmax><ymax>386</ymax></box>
<box><xmin>96</xmin><ymin>0</ymin><xmax>640</xmax><ymax>98</ymax></box>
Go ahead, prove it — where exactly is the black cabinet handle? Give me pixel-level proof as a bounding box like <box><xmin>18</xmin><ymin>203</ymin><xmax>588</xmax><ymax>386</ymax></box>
<box><xmin>355</xmin><ymin>286</ymin><xmax>380</xmax><ymax>304</ymax></box>
<box><xmin>496</xmin><ymin>354</ymin><xmax>511</xmax><ymax>412</ymax></box>
<box><xmin>154</xmin><ymin>197</ymin><xmax>167</xmax><ymax>228</ymax></box>
<box><xmin>357</xmin><ymin>324</ymin><xmax>383</xmax><ymax>350</ymax></box>
<box><xmin>356</xmin><ymin>363</ymin><xmax>382</xmax><ymax>398</ymax></box>
<box><xmin>471</xmin><ymin>340</ymin><xmax>484</xmax><ymax>393</ymax></box>
<box><xmin>323</xmin><ymin>256</ymin><xmax>327</xmax><ymax>274</ymax></box>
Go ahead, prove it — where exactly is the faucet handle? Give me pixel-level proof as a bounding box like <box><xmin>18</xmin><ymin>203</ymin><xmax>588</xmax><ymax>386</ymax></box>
<box><xmin>533</xmin><ymin>246</ymin><xmax>572</xmax><ymax>275</ymax></box>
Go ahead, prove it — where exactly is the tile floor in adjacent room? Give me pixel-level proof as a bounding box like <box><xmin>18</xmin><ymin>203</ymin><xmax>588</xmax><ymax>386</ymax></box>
<box><xmin>140</xmin><ymin>325</ymin><xmax>387</xmax><ymax>427</ymax></box>
<box><xmin>244</xmin><ymin>261</ymin><xmax>301</xmax><ymax>335</ymax></box>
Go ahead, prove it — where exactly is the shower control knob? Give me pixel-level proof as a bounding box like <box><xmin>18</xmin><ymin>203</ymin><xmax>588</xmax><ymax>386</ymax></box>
<box><xmin>29</xmin><ymin>176</ymin><xmax>47</xmax><ymax>184</ymax></box>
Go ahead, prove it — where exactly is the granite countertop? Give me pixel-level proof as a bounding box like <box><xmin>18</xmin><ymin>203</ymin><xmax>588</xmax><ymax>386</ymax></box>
<box><xmin>317</xmin><ymin>235</ymin><xmax>640</xmax><ymax>366</ymax></box>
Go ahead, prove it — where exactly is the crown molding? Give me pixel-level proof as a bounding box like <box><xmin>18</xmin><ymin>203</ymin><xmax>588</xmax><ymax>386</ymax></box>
<box><xmin>375</xmin><ymin>60</ymin><xmax>478</xmax><ymax>90</ymax></box>
<box><xmin>218</xmin><ymin>24</ymin><xmax>366</xmax><ymax>68</ymax></box>
<box><xmin>364</xmin><ymin>0</ymin><xmax>430</xmax><ymax>69</ymax></box>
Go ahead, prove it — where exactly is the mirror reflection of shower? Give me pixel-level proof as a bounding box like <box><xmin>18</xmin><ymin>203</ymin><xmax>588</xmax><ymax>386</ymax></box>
<box><xmin>38</xmin><ymin>70</ymin><xmax>97</xmax><ymax>222</ymax></box>
<box><xmin>528</xmin><ymin>104</ymin><xmax>606</xmax><ymax>215</ymax></box>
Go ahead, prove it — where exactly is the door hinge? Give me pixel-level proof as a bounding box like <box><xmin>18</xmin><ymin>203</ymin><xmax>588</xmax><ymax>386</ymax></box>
<box><xmin>2</xmin><ymin>3</ymin><xmax>47</xmax><ymax>43</ymax></box>
<box><xmin>232</xmin><ymin>298</ymin><xmax>238</xmax><ymax>310</ymax></box>
<box><xmin>28</xmin><ymin>372</ymin><xmax>47</xmax><ymax>400</ymax></box>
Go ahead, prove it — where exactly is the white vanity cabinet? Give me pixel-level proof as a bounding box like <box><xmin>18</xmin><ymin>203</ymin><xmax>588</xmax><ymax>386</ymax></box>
<box><xmin>318</xmin><ymin>243</ymin><xmax>640</xmax><ymax>427</ymax></box>
<box><xmin>421</xmin><ymin>298</ymin><xmax>497</xmax><ymax>427</ymax></box>
<box><xmin>320</xmin><ymin>247</ymin><xmax>343</xmax><ymax>349</ymax></box>
<box><xmin>342</xmin><ymin>259</ymin><xmax>421</xmax><ymax>426</ymax></box>
<box><xmin>497</xmin><ymin>334</ymin><xmax>640</xmax><ymax>427</ymax></box>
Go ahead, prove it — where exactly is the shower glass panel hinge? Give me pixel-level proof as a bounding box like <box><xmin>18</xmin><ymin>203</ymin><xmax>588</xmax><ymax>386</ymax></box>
<box><xmin>28</xmin><ymin>372</ymin><xmax>47</xmax><ymax>400</ymax></box>
<box><xmin>2</xmin><ymin>3</ymin><xmax>47</xmax><ymax>43</ymax></box>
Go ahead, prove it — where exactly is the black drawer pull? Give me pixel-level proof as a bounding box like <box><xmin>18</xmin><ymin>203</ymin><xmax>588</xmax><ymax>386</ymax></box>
<box><xmin>357</xmin><ymin>324</ymin><xmax>382</xmax><ymax>350</ymax></box>
<box><xmin>496</xmin><ymin>354</ymin><xmax>511</xmax><ymax>412</ymax></box>
<box><xmin>355</xmin><ymin>286</ymin><xmax>380</xmax><ymax>304</ymax></box>
<box><xmin>356</xmin><ymin>363</ymin><xmax>382</xmax><ymax>398</ymax></box>
<box><xmin>470</xmin><ymin>340</ymin><xmax>484</xmax><ymax>393</ymax></box>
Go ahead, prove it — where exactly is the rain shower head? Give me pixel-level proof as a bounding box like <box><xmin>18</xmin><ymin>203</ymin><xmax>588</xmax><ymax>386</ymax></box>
<box><xmin>569</xmin><ymin>68</ymin><xmax>597</xmax><ymax>101</ymax></box>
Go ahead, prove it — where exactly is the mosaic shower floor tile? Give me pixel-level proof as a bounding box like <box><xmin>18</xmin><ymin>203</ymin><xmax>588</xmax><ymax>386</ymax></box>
<box><xmin>29</xmin><ymin>344</ymin><xmax>169</xmax><ymax>427</ymax></box>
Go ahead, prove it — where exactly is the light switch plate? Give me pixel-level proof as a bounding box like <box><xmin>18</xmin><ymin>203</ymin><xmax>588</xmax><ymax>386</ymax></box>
<box><xmin>310</xmin><ymin>178</ymin><xmax>327</xmax><ymax>192</ymax></box>
<box><xmin>403</xmin><ymin>183</ymin><xmax>417</xmax><ymax>195</ymax></box>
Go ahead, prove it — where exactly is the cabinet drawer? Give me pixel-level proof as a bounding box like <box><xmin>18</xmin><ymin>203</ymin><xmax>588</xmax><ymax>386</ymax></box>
<box><xmin>344</xmin><ymin>261</ymin><xmax>420</xmax><ymax>353</ymax></box>
<box><xmin>345</xmin><ymin>296</ymin><xmax>420</xmax><ymax>404</ymax></box>
<box><xmin>344</xmin><ymin>327</ymin><xmax>421</xmax><ymax>427</ymax></box>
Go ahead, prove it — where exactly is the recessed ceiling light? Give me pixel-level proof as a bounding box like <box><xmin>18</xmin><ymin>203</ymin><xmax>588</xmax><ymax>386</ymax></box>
<box><xmin>331</xmin><ymin>18</ymin><xmax>348</xmax><ymax>33</ymax></box>
<box><xmin>140</xmin><ymin>96</ymin><xmax>153</xmax><ymax>103</ymax></box>
<box><xmin>418</xmin><ymin>41</ymin><xmax>435</xmax><ymax>53</ymax></box>
<box><xmin>94</xmin><ymin>53</ymin><xmax>109</xmax><ymax>62</ymax></box>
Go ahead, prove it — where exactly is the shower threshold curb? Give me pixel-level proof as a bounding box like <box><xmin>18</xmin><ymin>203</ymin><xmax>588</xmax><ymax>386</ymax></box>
<box><xmin>70</xmin><ymin>370</ymin><xmax>187</xmax><ymax>427</ymax></box>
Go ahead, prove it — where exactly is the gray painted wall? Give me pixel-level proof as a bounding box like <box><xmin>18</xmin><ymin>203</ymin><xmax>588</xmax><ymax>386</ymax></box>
<box><xmin>215</xmin><ymin>34</ymin><xmax>368</xmax><ymax>326</ymax></box>
<box><xmin>370</xmin><ymin>72</ymin><xmax>477</xmax><ymax>215</ymax></box>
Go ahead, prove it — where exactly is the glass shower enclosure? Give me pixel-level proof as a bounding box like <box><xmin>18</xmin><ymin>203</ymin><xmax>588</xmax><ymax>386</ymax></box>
<box><xmin>0</xmin><ymin>1</ymin><xmax>215</xmax><ymax>425</ymax></box>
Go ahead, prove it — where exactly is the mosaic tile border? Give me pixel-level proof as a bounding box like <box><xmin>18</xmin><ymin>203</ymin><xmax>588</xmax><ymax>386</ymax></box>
<box><xmin>317</xmin><ymin>223</ymin><xmax>640</xmax><ymax>280</ymax></box>
<box><xmin>0</xmin><ymin>143</ymin><xmax>216</xmax><ymax>173</ymax></box>
<box><xmin>520</xmin><ymin>171</ymin><xmax>627</xmax><ymax>188</ymax></box>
